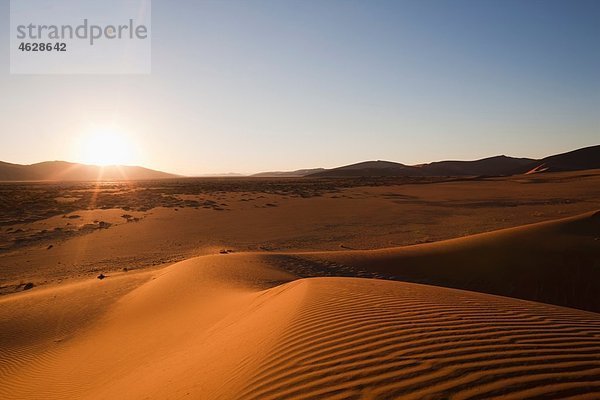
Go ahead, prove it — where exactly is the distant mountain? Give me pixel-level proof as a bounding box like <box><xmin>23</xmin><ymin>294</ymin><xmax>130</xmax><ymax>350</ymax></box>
<box><xmin>252</xmin><ymin>168</ymin><xmax>326</xmax><ymax>177</ymax></box>
<box><xmin>5</xmin><ymin>145</ymin><xmax>597</xmax><ymax>181</ymax></box>
<box><xmin>307</xmin><ymin>145</ymin><xmax>599</xmax><ymax>178</ymax></box>
<box><xmin>309</xmin><ymin>161</ymin><xmax>421</xmax><ymax>177</ymax></box>
<box><xmin>418</xmin><ymin>155</ymin><xmax>535</xmax><ymax>176</ymax></box>
<box><xmin>309</xmin><ymin>156</ymin><xmax>534</xmax><ymax>178</ymax></box>
<box><xmin>523</xmin><ymin>145</ymin><xmax>600</xmax><ymax>174</ymax></box>
<box><xmin>330</xmin><ymin>160</ymin><xmax>406</xmax><ymax>171</ymax></box>
<box><xmin>0</xmin><ymin>161</ymin><xmax>179</xmax><ymax>181</ymax></box>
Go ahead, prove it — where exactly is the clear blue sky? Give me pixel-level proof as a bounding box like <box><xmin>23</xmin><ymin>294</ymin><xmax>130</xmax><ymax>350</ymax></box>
<box><xmin>0</xmin><ymin>0</ymin><xmax>599</xmax><ymax>175</ymax></box>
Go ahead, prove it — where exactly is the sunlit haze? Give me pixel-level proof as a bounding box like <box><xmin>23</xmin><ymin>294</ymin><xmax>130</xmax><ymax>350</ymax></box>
<box><xmin>73</xmin><ymin>127</ymin><xmax>140</xmax><ymax>166</ymax></box>
<box><xmin>1</xmin><ymin>0</ymin><xmax>599</xmax><ymax>175</ymax></box>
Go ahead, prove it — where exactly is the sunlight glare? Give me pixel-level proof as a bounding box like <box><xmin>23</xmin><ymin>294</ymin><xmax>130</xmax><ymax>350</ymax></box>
<box><xmin>78</xmin><ymin>128</ymin><xmax>137</xmax><ymax>166</ymax></box>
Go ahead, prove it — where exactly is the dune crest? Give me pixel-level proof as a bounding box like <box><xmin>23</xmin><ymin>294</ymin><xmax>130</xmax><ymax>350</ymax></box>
<box><xmin>0</xmin><ymin>255</ymin><xmax>299</xmax><ymax>399</ymax></box>
<box><xmin>1</xmin><ymin>249</ymin><xmax>600</xmax><ymax>399</ymax></box>
<box><xmin>302</xmin><ymin>210</ymin><xmax>600</xmax><ymax>312</ymax></box>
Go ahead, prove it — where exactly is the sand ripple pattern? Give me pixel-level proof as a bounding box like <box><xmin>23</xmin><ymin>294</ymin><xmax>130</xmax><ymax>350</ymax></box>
<box><xmin>239</xmin><ymin>278</ymin><xmax>600</xmax><ymax>400</ymax></box>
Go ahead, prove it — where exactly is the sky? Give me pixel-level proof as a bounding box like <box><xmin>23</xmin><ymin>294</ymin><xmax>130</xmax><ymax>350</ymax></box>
<box><xmin>0</xmin><ymin>0</ymin><xmax>599</xmax><ymax>175</ymax></box>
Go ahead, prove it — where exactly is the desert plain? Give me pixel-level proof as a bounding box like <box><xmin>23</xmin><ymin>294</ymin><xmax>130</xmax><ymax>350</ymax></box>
<box><xmin>1</xmin><ymin>170</ymin><xmax>600</xmax><ymax>399</ymax></box>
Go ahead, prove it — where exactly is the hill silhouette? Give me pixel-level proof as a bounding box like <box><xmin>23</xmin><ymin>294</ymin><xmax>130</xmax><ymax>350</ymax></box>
<box><xmin>0</xmin><ymin>161</ymin><xmax>178</xmax><ymax>181</ymax></box>
<box><xmin>308</xmin><ymin>145</ymin><xmax>599</xmax><ymax>177</ymax></box>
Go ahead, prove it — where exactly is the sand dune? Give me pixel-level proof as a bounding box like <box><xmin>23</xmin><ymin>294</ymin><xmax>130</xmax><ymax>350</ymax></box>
<box><xmin>301</xmin><ymin>210</ymin><xmax>600</xmax><ymax>312</ymax></box>
<box><xmin>524</xmin><ymin>145</ymin><xmax>600</xmax><ymax>174</ymax></box>
<box><xmin>1</xmin><ymin>249</ymin><xmax>600</xmax><ymax>399</ymax></box>
<box><xmin>239</xmin><ymin>278</ymin><xmax>600</xmax><ymax>400</ymax></box>
<box><xmin>0</xmin><ymin>254</ymin><xmax>298</xmax><ymax>399</ymax></box>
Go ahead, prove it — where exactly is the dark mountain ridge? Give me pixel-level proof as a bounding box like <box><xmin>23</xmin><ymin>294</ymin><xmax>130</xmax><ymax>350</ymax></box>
<box><xmin>308</xmin><ymin>145</ymin><xmax>600</xmax><ymax>178</ymax></box>
<box><xmin>0</xmin><ymin>161</ymin><xmax>179</xmax><ymax>181</ymax></box>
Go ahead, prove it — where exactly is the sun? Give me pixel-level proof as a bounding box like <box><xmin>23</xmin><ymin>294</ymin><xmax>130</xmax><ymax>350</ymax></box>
<box><xmin>77</xmin><ymin>128</ymin><xmax>138</xmax><ymax>166</ymax></box>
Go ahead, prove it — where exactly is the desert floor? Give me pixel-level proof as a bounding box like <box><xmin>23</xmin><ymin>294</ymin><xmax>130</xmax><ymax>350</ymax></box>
<box><xmin>1</xmin><ymin>170</ymin><xmax>599</xmax><ymax>399</ymax></box>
